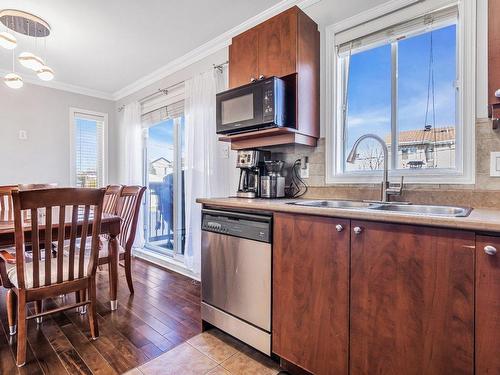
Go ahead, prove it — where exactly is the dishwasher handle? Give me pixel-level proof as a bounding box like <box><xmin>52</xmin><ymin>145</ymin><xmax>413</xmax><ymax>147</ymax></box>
<box><xmin>202</xmin><ymin>208</ymin><xmax>272</xmax><ymax>223</ymax></box>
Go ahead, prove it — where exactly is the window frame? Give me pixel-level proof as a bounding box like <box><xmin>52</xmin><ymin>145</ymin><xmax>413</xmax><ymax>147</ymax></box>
<box><xmin>325</xmin><ymin>0</ymin><xmax>476</xmax><ymax>184</ymax></box>
<box><xmin>69</xmin><ymin>107</ymin><xmax>109</xmax><ymax>187</ymax></box>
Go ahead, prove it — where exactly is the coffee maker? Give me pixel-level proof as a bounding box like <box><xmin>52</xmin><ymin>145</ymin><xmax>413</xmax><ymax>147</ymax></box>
<box><xmin>261</xmin><ymin>160</ymin><xmax>285</xmax><ymax>198</ymax></box>
<box><xmin>236</xmin><ymin>150</ymin><xmax>268</xmax><ymax>198</ymax></box>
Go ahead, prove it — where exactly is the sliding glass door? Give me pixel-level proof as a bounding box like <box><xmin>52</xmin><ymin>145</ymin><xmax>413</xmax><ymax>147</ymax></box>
<box><xmin>142</xmin><ymin>101</ymin><xmax>185</xmax><ymax>258</ymax></box>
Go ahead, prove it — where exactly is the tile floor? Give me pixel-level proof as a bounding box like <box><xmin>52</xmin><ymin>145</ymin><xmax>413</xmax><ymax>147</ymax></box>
<box><xmin>124</xmin><ymin>328</ymin><xmax>282</xmax><ymax>375</ymax></box>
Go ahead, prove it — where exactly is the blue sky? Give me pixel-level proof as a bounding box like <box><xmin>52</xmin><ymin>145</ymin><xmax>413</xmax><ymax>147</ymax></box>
<box><xmin>147</xmin><ymin>117</ymin><xmax>185</xmax><ymax>165</ymax></box>
<box><xmin>345</xmin><ymin>24</ymin><xmax>457</xmax><ymax>152</ymax></box>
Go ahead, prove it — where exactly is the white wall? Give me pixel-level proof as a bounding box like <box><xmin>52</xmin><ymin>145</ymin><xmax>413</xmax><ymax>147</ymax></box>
<box><xmin>0</xmin><ymin>83</ymin><xmax>116</xmax><ymax>186</ymax></box>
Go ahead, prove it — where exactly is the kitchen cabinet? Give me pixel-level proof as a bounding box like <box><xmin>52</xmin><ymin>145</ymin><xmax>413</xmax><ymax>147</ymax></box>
<box><xmin>273</xmin><ymin>213</ymin><xmax>349</xmax><ymax>375</ymax></box>
<box><xmin>349</xmin><ymin>221</ymin><xmax>474</xmax><ymax>375</ymax></box>
<box><xmin>228</xmin><ymin>28</ymin><xmax>259</xmax><ymax>89</ymax></box>
<box><xmin>489</xmin><ymin>0</ymin><xmax>500</xmax><ymax>118</ymax></box>
<box><xmin>226</xmin><ymin>6</ymin><xmax>319</xmax><ymax>149</ymax></box>
<box><xmin>476</xmin><ymin>235</ymin><xmax>500</xmax><ymax>374</ymax></box>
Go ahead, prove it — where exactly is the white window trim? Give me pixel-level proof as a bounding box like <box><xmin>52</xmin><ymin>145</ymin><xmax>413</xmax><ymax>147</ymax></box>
<box><xmin>325</xmin><ymin>0</ymin><xmax>476</xmax><ymax>184</ymax></box>
<box><xmin>69</xmin><ymin>107</ymin><xmax>109</xmax><ymax>187</ymax></box>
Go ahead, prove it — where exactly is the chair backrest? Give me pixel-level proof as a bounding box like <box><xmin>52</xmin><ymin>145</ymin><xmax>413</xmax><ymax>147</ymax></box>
<box><xmin>116</xmin><ymin>186</ymin><xmax>146</xmax><ymax>250</ymax></box>
<box><xmin>12</xmin><ymin>188</ymin><xmax>105</xmax><ymax>290</ymax></box>
<box><xmin>18</xmin><ymin>183</ymin><xmax>58</xmax><ymax>191</ymax></box>
<box><xmin>103</xmin><ymin>185</ymin><xmax>122</xmax><ymax>215</ymax></box>
<box><xmin>0</xmin><ymin>185</ymin><xmax>16</xmax><ymax>222</ymax></box>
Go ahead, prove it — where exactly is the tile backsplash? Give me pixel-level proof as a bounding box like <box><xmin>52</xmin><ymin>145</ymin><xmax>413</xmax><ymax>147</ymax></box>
<box><xmin>268</xmin><ymin>118</ymin><xmax>500</xmax><ymax>208</ymax></box>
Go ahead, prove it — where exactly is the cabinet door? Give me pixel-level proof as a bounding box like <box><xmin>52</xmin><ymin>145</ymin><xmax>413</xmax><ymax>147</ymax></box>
<box><xmin>258</xmin><ymin>9</ymin><xmax>297</xmax><ymax>79</ymax></box>
<box><xmin>229</xmin><ymin>28</ymin><xmax>259</xmax><ymax>88</ymax></box>
<box><xmin>476</xmin><ymin>235</ymin><xmax>500</xmax><ymax>374</ymax></box>
<box><xmin>273</xmin><ymin>213</ymin><xmax>349</xmax><ymax>375</ymax></box>
<box><xmin>350</xmin><ymin>221</ymin><xmax>474</xmax><ymax>375</ymax></box>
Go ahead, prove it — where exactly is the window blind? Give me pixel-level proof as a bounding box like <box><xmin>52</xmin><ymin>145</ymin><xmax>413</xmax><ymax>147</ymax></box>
<box><xmin>337</xmin><ymin>4</ymin><xmax>458</xmax><ymax>56</ymax></box>
<box><xmin>142</xmin><ymin>100</ymin><xmax>185</xmax><ymax>126</ymax></box>
<box><xmin>74</xmin><ymin>115</ymin><xmax>105</xmax><ymax>188</ymax></box>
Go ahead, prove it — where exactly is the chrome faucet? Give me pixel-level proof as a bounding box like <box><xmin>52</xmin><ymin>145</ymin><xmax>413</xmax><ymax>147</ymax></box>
<box><xmin>346</xmin><ymin>133</ymin><xmax>404</xmax><ymax>202</ymax></box>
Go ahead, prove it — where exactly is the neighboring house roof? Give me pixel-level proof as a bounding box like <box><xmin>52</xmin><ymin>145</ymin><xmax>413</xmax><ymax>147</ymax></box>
<box><xmin>385</xmin><ymin>127</ymin><xmax>455</xmax><ymax>146</ymax></box>
<box><xmin>151</xmin><ymin>157</ymin><xmax>172</xmax><ymax>166</ymax></box>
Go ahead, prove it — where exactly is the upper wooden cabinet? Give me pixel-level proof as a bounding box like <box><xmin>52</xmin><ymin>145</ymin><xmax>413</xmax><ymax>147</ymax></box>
<box><xmin>350</xmin><ymin>221</ymin><xmax>474</xmax><ymax>375</ymax></box>
<box><xmin>273</xmin><ymin>213</ymin><xmax>349</xmax><ymax>375</ymax></box>
<box><xmin>227</xmin><ymin>6</ymin><xmax>320</xmax><ymax>148</ymax></box>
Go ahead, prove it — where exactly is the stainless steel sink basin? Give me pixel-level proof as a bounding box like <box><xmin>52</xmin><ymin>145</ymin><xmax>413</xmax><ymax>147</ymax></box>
<box><xmin>369</xmin><ymin>204</ymin><xmax>472</xmax><ymax>217</ymax></box>
<box><xmin>287</xmin><ymin>200</ymin><xmax>472</xmax><ymax>217</ymax></box>
<box><xmin>288</xmin><ymin>200</ymin><xmax>378</xmax><ymax>209</ymax></box>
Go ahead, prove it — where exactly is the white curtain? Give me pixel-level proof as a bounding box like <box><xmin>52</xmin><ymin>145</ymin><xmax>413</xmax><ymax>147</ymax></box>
<box><xmin>184</xmin><ymin>67</ymin><xmax>230</xmax><ymax>275</ymax></box>
<box><xmin>118</xmin><ymin>101</ymin><xmax>145</xmax><ymax>248</ymax></box>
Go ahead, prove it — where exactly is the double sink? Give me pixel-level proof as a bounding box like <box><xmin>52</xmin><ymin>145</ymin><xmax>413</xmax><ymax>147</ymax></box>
<box><xmin>288</xmin><ymin>200</ymin><xmax>472</xmax><ymax>218</ymax></box>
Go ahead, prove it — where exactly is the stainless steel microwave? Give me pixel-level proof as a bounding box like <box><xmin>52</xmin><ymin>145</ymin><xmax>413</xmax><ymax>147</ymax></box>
<box><xmin>216</xmin><ymin>77</ymin><xmax>290</xmax><ymax>135</ymax></box>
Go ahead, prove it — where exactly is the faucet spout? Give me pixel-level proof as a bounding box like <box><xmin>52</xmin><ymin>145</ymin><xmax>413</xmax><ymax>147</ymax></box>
<box><xmin>346</xmin><ymin>134</ymin><xmax>390</xmax><ymax>202</ymax></box>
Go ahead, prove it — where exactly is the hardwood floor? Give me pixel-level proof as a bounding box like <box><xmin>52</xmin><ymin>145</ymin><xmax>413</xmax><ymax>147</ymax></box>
<box><xmin>0</xmin><ymin>258</ymin><xmax>202</xmax><ymax>375</ymax></box>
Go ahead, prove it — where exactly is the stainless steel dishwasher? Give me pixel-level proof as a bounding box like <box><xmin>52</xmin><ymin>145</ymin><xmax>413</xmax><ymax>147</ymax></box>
<box><xmin>201</xmin><ymin>208</ymin><xmax>272</xmax><ymax>355</ymax></box>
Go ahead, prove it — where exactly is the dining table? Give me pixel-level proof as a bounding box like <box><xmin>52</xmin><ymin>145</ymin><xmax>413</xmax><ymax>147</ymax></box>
<box><xmin>0</xmin><ymin>212</ymin><xmax>121</xmax><ymax>310</ymax></box>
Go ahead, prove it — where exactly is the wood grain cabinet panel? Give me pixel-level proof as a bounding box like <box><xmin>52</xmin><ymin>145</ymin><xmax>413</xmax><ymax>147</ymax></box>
<box><xmin>476</xmin><ymin>235</ymin><xmax>500</xmax><ymax>374</ymax></box>
<box><xmin>273</xmin><ymin>213</ymin><xmax>349</xmax><ymax>375</ymax></box>
<box><xmin>228</xmin><ymin>28</ymin><xmax>259</xmax><ymax>88</ymax></box>
<box><xmin>349</xmin><ymin>221</ymin><xmax>475</xmax><ymax>375</ymax></box>
<box><xmin>258</xmin><ymin>9</ymin><xmax>297</xmax><ymax>79</ymax></box>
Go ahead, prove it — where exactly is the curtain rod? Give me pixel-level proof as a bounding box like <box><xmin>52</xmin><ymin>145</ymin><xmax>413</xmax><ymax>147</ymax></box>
<box><xmin>117</xmin><ymin>80</ymin><xmax>185</xmax><ymax>112</ymax></box>
<box><xmin>213</xmin><ymin>60</ymin><xmax>228</xmax><ymax>73</ymax></box>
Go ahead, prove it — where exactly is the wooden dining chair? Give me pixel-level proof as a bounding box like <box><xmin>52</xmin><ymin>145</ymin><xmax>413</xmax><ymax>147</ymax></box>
<box><xmin>0</xmin><ymin>187</ymin><xmax>105</xmax><ymax>367</ymax></box>
<box><xmin>0</xmin><ymin>185</ymin><xmax>16</xmax><ymax>222</ymax></box>
<box><xmin>103</xmin><ymin>185</ymin><xmax>122</xmax><ymax>214</ymax></box>
<box><xmin>98</xmin><ymin>186</ymin><xmax>146</xmax><ymax>294</ymax></box>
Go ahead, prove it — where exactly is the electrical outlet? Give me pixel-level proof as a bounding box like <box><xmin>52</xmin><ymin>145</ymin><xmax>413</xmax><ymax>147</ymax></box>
<box><xmin>18</xmin><ymin>130</ymin><xmax>28</xmax><ymax>140</ymax></box>
<box><xmin>221</xmin><ymin>144</ymin><xmax>230</xmax><ymax>159</ymax></box>
<box><xmin>299</xmin><ymin>156</ymin><xmax>310</xmax><ymax>179</ymax></box>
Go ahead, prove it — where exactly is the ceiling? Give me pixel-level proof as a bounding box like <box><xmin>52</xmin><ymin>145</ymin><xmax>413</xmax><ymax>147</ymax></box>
<box><xmin>0</xmin><ymin>0</ymin><xmax>283</xmax><ymax>98</ymax></box>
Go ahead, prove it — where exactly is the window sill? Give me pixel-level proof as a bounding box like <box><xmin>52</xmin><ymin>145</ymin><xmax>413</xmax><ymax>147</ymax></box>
<box><xmin>325</xmin><ymin>171</ymin><xmax>475</xmax><ymax>185</ymax></box>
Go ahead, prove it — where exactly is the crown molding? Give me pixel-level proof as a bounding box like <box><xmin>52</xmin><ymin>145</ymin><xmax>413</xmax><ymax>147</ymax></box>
<box><xmin>112</xmin><ymin>0</ymin><xmax>322</xmax><ymax>101</ymax></box>
<box><xmin>0</xmin><ymin>68</ymin><xmax>114</xmax><ymax>100</ymax></box>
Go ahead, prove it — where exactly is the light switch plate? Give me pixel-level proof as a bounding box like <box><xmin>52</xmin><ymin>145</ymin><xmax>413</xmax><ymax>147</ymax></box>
<box><xmin>490</xmin><ymin>152</ymin><xmax>500</xmax><ymax>176</ymax></box>
<box><xmin>18</xmin><ymin>130</ymin><xmax>28</xmax><ymax>140</ymax></box>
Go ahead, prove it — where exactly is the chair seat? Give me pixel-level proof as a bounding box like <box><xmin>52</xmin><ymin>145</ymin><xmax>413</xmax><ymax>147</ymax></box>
<box><xmin>6</xmin><ymin>253</ymin><xmax>90</xmax><ymax>289</ymax></box>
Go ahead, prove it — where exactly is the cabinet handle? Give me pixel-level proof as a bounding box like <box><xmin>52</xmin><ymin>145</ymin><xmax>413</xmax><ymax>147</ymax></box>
<box><xmin>250</xmin><ymin>77</ymin><xmax>256</xmax><ymax>83</ymax></box>
<box><xmin>336</xmin><ymin>224</ymin><xmax>344</xmax><ymax>232</ymax></box>
<box><xmin>484</xmin><ymin>245</ymin><xmax>497</xmax><ymax>256</ymax></box>
<box><xmin>258</xmin><ymin>74</ymin><xmax>265</xmax><ymax>80</ymax></box>
<box><xmin>353</xmin><ymin>226</ymin><xmax>362</xmax><ymax>235</ymax></box>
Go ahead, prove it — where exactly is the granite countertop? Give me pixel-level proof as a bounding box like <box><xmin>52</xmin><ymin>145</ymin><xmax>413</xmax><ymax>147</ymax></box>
<box><xmin>196</xmin><ymin>197</ymin><xmax>500</xmax><ymax>233</ymax></box>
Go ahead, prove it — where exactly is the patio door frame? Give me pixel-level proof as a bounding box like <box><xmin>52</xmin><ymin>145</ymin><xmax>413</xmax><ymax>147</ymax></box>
<box><xmin>141</xmin><ymin>91</ymin><xmax>185</xmax><ymax>261</ymax></box>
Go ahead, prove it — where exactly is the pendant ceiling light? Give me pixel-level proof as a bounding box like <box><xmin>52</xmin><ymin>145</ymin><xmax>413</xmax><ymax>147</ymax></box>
<box><xmin>0</xmin><ymin>31</ymin><xmax>16</xmax><ymax>49</ymax></box>
<box><xmin>18</xmin><ymin>51</ymin><xmax>44</xmax><ymax>71</ymax></box>
<box><xmin>37</xmin><ymin>65</ymin><xmax>54</xmax><ymax>81</ymax></box>
<box><xmin>0</xmin><ymin>9</ymin><xmax>54</xmax><ymax>88</ymax></box>
<box><xmin>4</xmin><ymin>72</ymin><xmax>23</xmax><ymax>88</ymax></box>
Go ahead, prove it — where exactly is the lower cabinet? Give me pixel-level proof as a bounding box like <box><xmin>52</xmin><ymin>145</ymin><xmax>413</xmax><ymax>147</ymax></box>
<box><xmin>273</xmin><ymin>213</ymin><xmax>349</xmax><ymax>375</ymax></box>
<box><xmin>350</xmin><ymin>220</ymin><xmax>475</xmax><ymax>375</ymax></box>
<box><xmin>476</xmin><ymin>235</ymin><xmax>500</xmax><ymax>374</ymax></box>
<box><xmin>273</xmin><ymin>214</ymin><xmax>477</xmax><ymax>375</ymax></box>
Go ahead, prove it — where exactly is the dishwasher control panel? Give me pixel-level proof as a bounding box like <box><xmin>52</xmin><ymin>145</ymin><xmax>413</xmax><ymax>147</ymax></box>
<box><xmin>201</xmin><ymin>209</ymin><xmax>271</xmax><ymax>243</ymax></box>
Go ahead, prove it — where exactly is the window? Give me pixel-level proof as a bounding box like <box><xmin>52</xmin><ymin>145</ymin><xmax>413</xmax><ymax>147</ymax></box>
<box><xmin>327</xmin><ymin>1</ymin><xmax>476</xmax><ymax>184</ymax></box>
<box><xmin>142</xmin><ymin>94</ymin><xmax>186</xmax><ymax>259</ymax></box>
<box><xmin>70</xmin><ymin>108</ymin><xmax>108</xmax><ymax>187</ymax></box>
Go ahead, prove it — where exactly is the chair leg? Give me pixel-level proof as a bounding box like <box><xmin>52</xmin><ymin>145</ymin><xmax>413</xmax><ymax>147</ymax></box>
<box><xmin>16</xmin><ymin>293</ymin><xmax>27</xmax><ymax>367</ymax></box>
<box><xmin>6</xmin><ymin>289</ymin><xmax>17</xmax><ymax>336</ymax></box>
<box><xmin>88</xmin><ymin>280</ymin><xmax>99</xmax><ymax>340</ymax></box>
<box><xmin>79</xmin><ymin>290</ymin><xmax>87</xmax><ymax>314</ymax></box>
<box><xmin>124</xmin><ymin>251</ymin><xmax>134</xmax><ymax>294</ymax></box>
<box><xmin>35</xmin><ymin>300</ymin><xmax>43</xmax><ymax>324</ymax></box>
